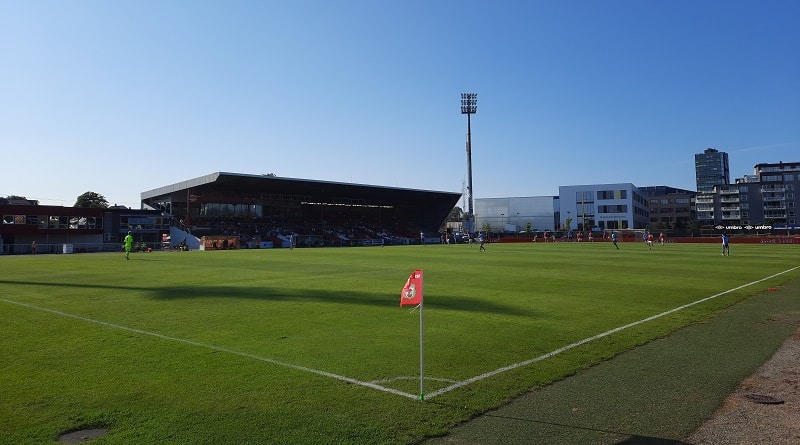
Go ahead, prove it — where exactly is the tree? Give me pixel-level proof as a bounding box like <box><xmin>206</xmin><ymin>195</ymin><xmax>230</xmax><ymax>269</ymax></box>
<box><xmin>447</xmin><ymin>206</ymin><xmax>463</xmax><ymax>222</ymax></box>
<box><xmin>74</xmin><ymin>191</ymin><xmax>109</xmax><ymax>209</ymax></box>
<box><xmin>688</xmin><ymin>220</ymin><xmax>702</xmax><ymax>237</ymax></box>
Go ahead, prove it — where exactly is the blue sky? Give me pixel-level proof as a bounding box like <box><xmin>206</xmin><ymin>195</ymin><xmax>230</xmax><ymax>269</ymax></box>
<box><xmin>2</xmin><ymin>1</ymin><xmax>798</xmax><ymax>208</ymax></box>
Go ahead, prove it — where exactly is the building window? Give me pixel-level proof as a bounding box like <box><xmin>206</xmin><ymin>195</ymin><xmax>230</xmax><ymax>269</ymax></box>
<box><xmin>740</xmin><ymin>194</ymin><xmax>748</xmax><ymax>201</ymax></box>
<box><xmin>598</xmin><ymin>205</ymin><xmax>628</xmax><ymax>213</ymax></box>
<box><xmin>597</xmin><ymin>190</ymin><xmax>615</xmax><ymax>200</ymax></box>
<box><xmin>49</xmin><ymin>216</ymin><xmax>68</xmax><ymax>229</ymax></box>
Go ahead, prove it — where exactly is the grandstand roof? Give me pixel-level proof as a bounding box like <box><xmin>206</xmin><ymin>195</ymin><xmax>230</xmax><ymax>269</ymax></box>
<box><xmin>141</xmin><ymin>172</ymin><xmax>461</xmax><ymax>233</ymax></box>
<box><xmin>142</xmin><ymin>172</ymin><xmax>459</xmax><ymax>203</ymax></box>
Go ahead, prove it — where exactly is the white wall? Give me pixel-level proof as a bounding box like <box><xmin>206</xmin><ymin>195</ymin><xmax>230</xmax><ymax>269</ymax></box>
<box><xmin>475</xmin><ymin>196</ymin><xmax>556</xmax><ymax>232</ymax></box>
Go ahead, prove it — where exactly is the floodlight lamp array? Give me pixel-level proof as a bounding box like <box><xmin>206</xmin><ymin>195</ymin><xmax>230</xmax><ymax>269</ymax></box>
<box><xmin>460</xmin><ymin>93</ymin><xmax>477</xmax><ymax>114</ymax></box>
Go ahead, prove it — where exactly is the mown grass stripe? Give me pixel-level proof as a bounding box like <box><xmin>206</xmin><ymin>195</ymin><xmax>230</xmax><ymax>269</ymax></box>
<box><xmin>0</xmin><ymin>297</ymin><xmax>420</xmax><ymax>400</ymax></box>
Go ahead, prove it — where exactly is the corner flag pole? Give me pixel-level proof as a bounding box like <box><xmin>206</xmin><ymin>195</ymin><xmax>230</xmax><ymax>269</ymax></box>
<box><xmin>419</xmin><ymin>290</ymin><xmax>425</xmax><ymax>401</ymax></box>
<box><xmin>400</xmin><ymin>269</ymin><xmax>425</xmax><ymax>401</ymax></box>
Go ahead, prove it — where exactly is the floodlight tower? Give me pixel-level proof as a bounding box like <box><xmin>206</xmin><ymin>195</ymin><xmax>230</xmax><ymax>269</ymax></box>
<box><xmin>461</xmin><ymin>93</ymin><xmax>477</xmax><ymax>233</ymax></box>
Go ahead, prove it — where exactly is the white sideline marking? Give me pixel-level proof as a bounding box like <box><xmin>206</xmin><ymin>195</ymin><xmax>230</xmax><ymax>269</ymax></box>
<box><xmin>425</xmin><ymin>265</ymin><xmax>800</xmax><ymax>399</ymax></box>
<box><xmin>3</xmin><ymin>266</ymin><xmax>798</xmax><ymax>401</ymax></box>
<box><xmin>0</xmin><ymin>299</ymin><xmax>420</xmax><ymax>400</ymax></box>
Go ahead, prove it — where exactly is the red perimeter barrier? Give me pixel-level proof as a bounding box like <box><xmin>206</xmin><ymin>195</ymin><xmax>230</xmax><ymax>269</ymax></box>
<box><xmin>497</xmin><ymin>236</ymin><xmax>799</xmax><ymax>244</ymax></box>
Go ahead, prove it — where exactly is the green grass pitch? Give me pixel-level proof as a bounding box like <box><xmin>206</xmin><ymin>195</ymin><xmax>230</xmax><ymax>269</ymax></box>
<box><xmin>2</xmin><ymin>241</ymin><xmax>799</xmax><ymax>444</ymax></box>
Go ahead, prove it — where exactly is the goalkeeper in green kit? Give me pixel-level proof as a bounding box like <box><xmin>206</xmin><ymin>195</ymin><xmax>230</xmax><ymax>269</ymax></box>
<box><xmin>124</xmin><ymin>231</ymin><xmax>133</xmax><ymax>260</ymax></box>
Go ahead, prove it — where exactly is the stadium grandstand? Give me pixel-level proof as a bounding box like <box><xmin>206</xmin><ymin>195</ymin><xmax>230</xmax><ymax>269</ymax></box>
<box><xmin>141</xmin><ymin>172</ymin><xmax>461</xmax><ymax>249</ymax></box>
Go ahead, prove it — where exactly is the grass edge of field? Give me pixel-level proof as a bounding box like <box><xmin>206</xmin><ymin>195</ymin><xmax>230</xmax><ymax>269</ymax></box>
<box><xmin>421</xmin><ymin>274</ymin><xmax>800</xmax><ymax>444</ymax></box>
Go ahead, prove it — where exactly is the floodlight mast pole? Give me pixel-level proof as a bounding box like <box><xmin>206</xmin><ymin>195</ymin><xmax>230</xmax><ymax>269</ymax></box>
<box><xmin>461</xmin><ymin>93</ymin><xmax>477</xmax><ymax>233</ymax></box>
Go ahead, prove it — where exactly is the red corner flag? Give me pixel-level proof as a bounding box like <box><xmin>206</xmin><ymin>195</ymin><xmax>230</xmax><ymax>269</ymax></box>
<box><xmin>400</xmin><ymin>269</ymin><xmax>423</xmax><ymax>306</ymax></box>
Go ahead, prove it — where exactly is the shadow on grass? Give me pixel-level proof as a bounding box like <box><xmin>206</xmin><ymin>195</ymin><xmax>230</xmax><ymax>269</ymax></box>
<box><xmin>0</xmin><ymin>279</ymin><xmax>537</xmax><ymax>317</ymax></box>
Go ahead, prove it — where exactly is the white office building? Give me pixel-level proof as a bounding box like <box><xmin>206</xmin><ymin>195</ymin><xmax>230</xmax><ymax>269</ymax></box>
<box><xmin>558</xmin><ymin>183</ymin><xmax>649</xmax><ymax>231</ymax></box>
